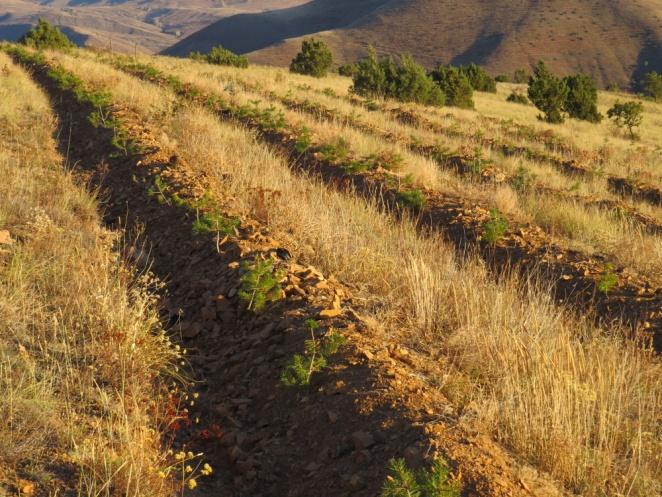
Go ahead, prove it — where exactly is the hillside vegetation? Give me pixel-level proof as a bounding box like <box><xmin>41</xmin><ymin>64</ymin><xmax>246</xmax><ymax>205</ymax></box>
<box><xmin>1</xmin><ymin>31</ymin><xmax>661</xmax><ymax>497</ymax></box>
<box><xmin>168</xmin><ymin>0</ymin><xmax>662</xmax><ymax>89</ymax></box>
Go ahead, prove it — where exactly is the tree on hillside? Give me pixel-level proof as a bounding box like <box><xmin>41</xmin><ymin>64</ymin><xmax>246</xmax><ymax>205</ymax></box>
<box><xmin>642</xmin><ymin>71</ymin><xmax>662</xmax><ymax>101</ymax></box>
<box><xmin>429</xmin><ymin>65</ymin><xmax>474</xmax><ymax>108</ymax></box>
<box><xmin>527</xmin><ymin>61</ymin><xmax>568</xmax><ymax>123</ymax></box>
<box><xmin>513</xmin><ymin>68</ymin><xmax>530</xmax><ymax>84</ymax></box>
<box><xmin>189</xmin><ymin>45</ymin><xmax>248</xmax><ymax>68</ymax></box>
<box><xmin>563</xmin><ymin>73</ymin><xmax>602</xmax><ymax>123</ymax></box>
<box><xmin>607</xmin><ymin>100</ymin><xmax>643</xmax><ymax>139</ymax></box>
<box><xmin>459</xmin><ymin>63</ymin><xmax>497</xmax><ymax>93</ymax></box>
<box><xmin>19</xmin><ymin>19</ymin><xmax>74</xmax><ymax>50</ymax></box>
<box><xmin>289</xmin><ymin>38</ymin><xmax>333</xmax><ymax>78</ymax></box>
<box><xmin>352</xmin><ymin>48</ymin><xmax>444</xmax><ymax>106</ymax></box>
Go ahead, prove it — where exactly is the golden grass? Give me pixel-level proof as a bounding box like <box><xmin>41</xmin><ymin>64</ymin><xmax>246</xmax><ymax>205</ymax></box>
<box><xmin>0</xmin><ymin>50</ymin><xmax>184</xmax><ymax>496</ymax></box>
<box><xmin>102</xmin><ymin>53</ymin><xmax>662</xmax><ymax>282</ymax></box>
<box><xmin>51</xmin><ymin>50</ymin><xmax>662</xmax><ymax>496</ymax></box>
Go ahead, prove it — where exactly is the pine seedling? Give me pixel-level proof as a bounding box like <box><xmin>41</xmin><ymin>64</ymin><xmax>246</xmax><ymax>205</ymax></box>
<box><xmin>238</xmin><ymin>258</ymin><xmax>284</xmax><ymax>312</ymax></box>
<box><xmin>280</xmin><ymin>320</ymin><xmax>346</xmax><ymax>386</ymax></box>
<box><xmin>483</xmin><ymin>209</ymin><xmax>508</xmax><ymax>245</ymax></box>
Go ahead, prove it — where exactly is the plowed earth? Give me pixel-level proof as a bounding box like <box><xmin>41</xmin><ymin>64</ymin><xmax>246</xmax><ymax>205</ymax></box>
<box><xmin>12</xmin><ymin>55</ymin><xmax>567</xmax><ymax>497</ymax></box>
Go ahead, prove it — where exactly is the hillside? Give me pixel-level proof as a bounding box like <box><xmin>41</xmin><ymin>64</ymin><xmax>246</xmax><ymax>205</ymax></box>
<box><xmin>0</xmin><ymin>0</ymin><xmax>307</xmax><ymax>53</ymax></box>
<box><xmin>1</xmin><ymin>38</ymin><xmax>661</xmax><ymax>497</ymax></box>
<box><xmin>167</xmin><ymin>0</ymin><xmax>662</xmax><ymax>88</ymax></box>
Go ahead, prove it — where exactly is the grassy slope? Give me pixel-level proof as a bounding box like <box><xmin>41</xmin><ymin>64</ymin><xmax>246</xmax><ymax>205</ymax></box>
<box><xmin>56</xmin><ymin>47</ymin><xmax>661</xmax><ymax>496</ymax></box>
<box><xmin>0</xmin><ymin>49</ymin><xmax>184</xmax><ymax>496</ymax></box>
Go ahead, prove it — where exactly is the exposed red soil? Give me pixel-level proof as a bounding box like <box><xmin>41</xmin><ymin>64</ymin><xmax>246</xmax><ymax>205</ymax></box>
<box><xmin>14</xmin><ymin>54</ymin><xmax>568</xmax><ymax>497</ymax></box>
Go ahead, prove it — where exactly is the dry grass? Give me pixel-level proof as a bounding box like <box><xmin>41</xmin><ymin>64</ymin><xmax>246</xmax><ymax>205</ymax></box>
<box><xmin>103</xmin><ymin>53</ymin><xmax>662</xmax><ymax>282</ymax></box>
<box><xmin>0</xmin><ymin>50</ymin><xmax>184</xmax><ymax>496</ymax></box>
<box><xmin>50</xmin><ymin>50</ymin><xmax>662</xmax><ymax>496</ymax></box>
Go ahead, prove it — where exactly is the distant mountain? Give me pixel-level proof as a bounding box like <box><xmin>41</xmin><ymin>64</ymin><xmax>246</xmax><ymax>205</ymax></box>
<box><xmin>0</xmin><ymin>1</ymin><xmax>307</xmax><ymax>53</ymax></box>
<box><xmin>166</xmin><ymin>0</ymin><xmax>662</xmax><ymax>88</ymax></box>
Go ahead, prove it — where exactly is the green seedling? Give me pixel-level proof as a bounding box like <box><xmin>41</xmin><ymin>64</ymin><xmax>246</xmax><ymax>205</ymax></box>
<box><xmin>238</xmin><ymin>258</ymin><xmax>284</xmax><ymax>312</ymax></box>
<box><xmin>483</xmin><ymin>209</ymin><xmax>508</xmax><ymax>245</ymax></box>
<box><xmin>381</xmin><ymin>458</ymin><xmax>460</xmax><ymax>497</ymax></box>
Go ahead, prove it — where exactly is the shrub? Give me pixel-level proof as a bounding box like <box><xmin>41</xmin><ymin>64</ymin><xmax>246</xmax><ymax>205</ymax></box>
<box><xmin>495</xmin><ymin>74</ymin><xmax>510</xmax><ymax>82</ymax></box>
<box><xmin>513</xmin><ymin>68</ymin><xmax>530</xmax><ymax>84</ymax></box>
<box><xmin>19</xmin><ymin>19</ymin><xmax>74</xmax><ymax>50</ymax></box>
<box><xmin>429</xmin><ymin>65</ymin><xmax>474</xmax><ymax>108</ymax></box>
<box><xmin>280</xmin><ymin>320</ymin><xmax>346</xmax><ymax>386</ymax></box>
<box><xmin>597</xmin><ymin>264</ymin><xmax>618</xmax><ymax>294</ymax></box>
<box><xmin>562</xmin><ymin>73</ymin><xmax>602</xmax><ymax>122</ymax></box>
<box><xmin>352</xmin><ymin>48</ymin><xmax>445</xmax><ymax>106</ymax></box>
<box><xmin>506</xmin><ymin>91</ymin><xmax>529</xmax><ymax>105</ymax></box>
<box><xmin>527</xmin><ymin>61</ymin><xmax>568</xmax><ymax>123</ymax></box>
<box><xmin>396</xmin><ymin>189</ymin><xmax>426</xmax><ymax>211</ymax></box>
<box><xmin>607</xmin><ymin>100</ymin><xmax>644</xmax><ymax>139</ymax></box>
<box><xmin>238</xmin><ymin>258</ymin><xmax>284</xmax><ymax>312</ymax></box>
<box><xmin>459</xmin><ymin>63</ymin><xmax>497</xmax><ymax>93</ymax></box>
<box><xmin>642</xmin><ymin>71</ymin><xmax>662</xmax><ymax>101</ymax></box>
<box><xmin>189</xmin><ymin>45</ymin><xmax>248</xmax><ymax>68</ymax></box>
<box><xmin>290</xmin><ymin>38</ymin><xmax>333</xmax><ymax>77</ymax></box>
<box><xmin>338</xmin><ymin>63</ymin><xmax>358</xmax><ymax>77</ymax></box>
<box><xmin>381</xmin><ymin>458</ymin><xmax>460</xmax><ymax>497</ymax></box>
<box><xmin>483</xmin><ymin>209</ymin><xmax>508</xmax><ymax>245</ymax></box>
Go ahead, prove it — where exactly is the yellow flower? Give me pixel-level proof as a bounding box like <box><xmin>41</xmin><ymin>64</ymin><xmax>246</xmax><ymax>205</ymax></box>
<box><xmin>175</xmin><ymin>451</ymin><xmax>185</xmax><ymax>461</ymax></box>
<box><xmin>187</xmin><ymin>479</ymin><xmax>197</xmax><ymax>490</ymax></box>
<box><xmin>201</xmin><ymin>463</ymin><xmax>213</xmax><ymax>476</ymax></box>
<box><xmin>157</xmin><ymin>471</ymin><xmax>166</xmax><ymax>479</ymax></box>
<box><xmin>185</xmin><ymin>465</ymin><xmax>193</xmax><ymax>473</ymax></box>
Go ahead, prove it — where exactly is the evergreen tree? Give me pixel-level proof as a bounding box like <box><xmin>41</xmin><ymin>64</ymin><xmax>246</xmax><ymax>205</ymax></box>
<box><xmin>19</xmin><ymin>19</ymin><xmax>74</xmax><ymax>50</ymax></box>
<box><xmin>289</xmin><ymin>38</ymin><xmax>333</xmax><ymax>77</ymax></box>
<box><xmin>527</xmin><ymin>61</ymin><xmax>568</xmax><ymax>123</ymax></box>
<box><xmin>563</xmin><ymin>73</ymin><xmax>602</xmax><ymax>122</ymax></box>
<box><xmin>429</xmin><ymin>65</ymin><xmax>474</xmax><ymax>108</ymax></box>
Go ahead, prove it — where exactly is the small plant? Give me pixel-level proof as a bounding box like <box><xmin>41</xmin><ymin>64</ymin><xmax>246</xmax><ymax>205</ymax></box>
<box><xmin>294</xmin><ymin>125</ymin><xmax>312</xmax><ymax>154</ymax></box>
<box><xmin>280</xmin><ymin>320</ymin><xmax>346</xmax><ymax>386</ymax></box>
<box><xmin>290</xmin><ymin>38</ymin><xmax>334</xmax><ymax>77</ymax></box>
<box><xmin>607</xmin><ymin>100</ymin><xmax>644</xmax><ymax>140</ymax></box>
<box><xmin>483</xmin><ymin>209</ymin><xmax>508</xmax><ymax>245</ymax></box>
<box><xmin>506</xmin><ymin>91</ymin><xmax>529</xmax><ymax>105</ymax></box>
<box><xmin>319</xmin><ymin>137</ymin><xmax>350</xmax><ymax>162</ymax></box>
<box><xmin>597</xmin><ymin>263</ymin><xmax>618</xmax><ymax>294</ymax></box>
<box><xmin>468</xmin><ymin>147</ymin><xmax>491</xmax><ymax>174</ymax></box>
<box><xmin>396</xmin><ymin>189</ymin><xmax>425</xmax><ymax>211</ymax></box>
<box><xmin>513</xmin><ymin>68</ymin><xmax>530</xmax><ymax>84</ymax></box>
<box><xmin>192</xmin><ymin>211</ymin><xmax>240</xmax><ymax>237</ymax></box>
<box><xmin>511</xmin><ymin>165</ymin><xmax>536</xmax><ymax>192</ymax></box>
<box><xmin>147</xmin><ymin>175</ymin><xmax>169</xmax><ymax>204</ymax></box>
<box><xmin>238</xmin><ymin>257</ymin><xmax>284</xmax><ymax>312</ymax></box>
<box><xmin>338</xmin><ymin>63</ymin><xmax>358</xmax><ymax>77</ymax></box>
<box><xmin>189</xmin><ymin>45</ymin><xmax>248</xmax><ymax>68</ymax></box>
<box><xmin>381</xmin><ymin>458</ymin><xmax>460</xmax><ymax>497</ymax></box>
<box><xmin>19</xmin><ymin>19</ymin><xmax>75</xmax><ymax>50</ymax></box>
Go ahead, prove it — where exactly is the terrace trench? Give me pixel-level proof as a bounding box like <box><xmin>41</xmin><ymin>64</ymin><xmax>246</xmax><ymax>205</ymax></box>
<box><xmin>11</xmin><ymin>54</ymin><xmax>560</xmax><ymax>497</ymax></box>
<box><xmin>110</xmin><ymin>61</ymin><xmax>662</xmax><ymax>349</ymax></box>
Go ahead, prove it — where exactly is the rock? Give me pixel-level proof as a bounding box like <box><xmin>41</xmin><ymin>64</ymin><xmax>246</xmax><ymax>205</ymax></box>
<box><xmin>200</xmin><ymin>306</ymin><xmax>216</xmax><ymax>321</ymax></box>
<box><xmin>353</xmin><ymin>449</ymin><xmax>372</xmax><ymax>464</ymax></box>
<box><xmin>0</xmin><ymin>230</ymin><xmax>14</xmax><ymax>245</ymax></box>
<box><xmin>181</xmin><ymin>321</ymin><xmax>202</xmax><ymax>338</ymax></box>
<box><xmin>327</xmin><ymin>411</ymin><xmax>339</xmax><ymax>423</ymax></box>
<box><xmin>319</xmin><ymin>308</ymin><xmax>342</xmax><ymax>318</ymax></box>
<box><xmin>351</xmin><ymin>431</ymin><xmax>375</xmax><ymax>450</ymax></box>
<box><xmin>349</xmin><ymin>474</ymin><xmax>364</xmax><ymax>489</ymax></box>
<box><xmin>229</xmin><ymin>445</ymin><xmax>246</xmax><ymax>462</ymax></box>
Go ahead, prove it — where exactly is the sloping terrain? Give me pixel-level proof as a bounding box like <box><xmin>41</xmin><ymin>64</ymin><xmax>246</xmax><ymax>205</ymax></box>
<box><xmin>0</xmin><ymin>0</ymin><xmax>307</xmax><ymax>53</ymax></box>
<box><xmin>2</xmin><ymin>42</ymin><xmax>661</xmax><ymax>497</ymax></box>
<box><xmin>168</xmin><ymin>0</ymin><xmax>662</xmax><ymax>88</ymax></box>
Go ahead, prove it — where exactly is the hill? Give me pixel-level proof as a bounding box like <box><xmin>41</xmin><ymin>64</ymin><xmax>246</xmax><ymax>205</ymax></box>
<box><xmin>0</xmin><ymin>0</ymin><xmax>307</xmax><ymax>53</ymax></box>
<box><xmin>166</xmin><ymin>0</ymin><xmax>662</xmax><ymax>88</ymax></box>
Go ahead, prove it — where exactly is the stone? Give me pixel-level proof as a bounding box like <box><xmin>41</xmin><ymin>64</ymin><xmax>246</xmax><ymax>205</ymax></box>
<box><xmin>351</xmin><ymin>431</ymin><xmax>375</xmax><ymax>450</ymax></box>
<box><xmin>0</xmin><ymin>230</ymin><xmax>14</xmax><ymax>245</ymax></box>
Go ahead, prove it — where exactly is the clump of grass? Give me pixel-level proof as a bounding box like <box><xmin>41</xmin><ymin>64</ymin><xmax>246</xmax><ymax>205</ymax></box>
<box><xmin>238</xmin><ymin>257</ymin><xmax>285</xmax><ymax>312</ymax></box>
<box><xmin>281</xmin><ymin>320</ymin><xmax>346</xmax><ymax>386</ymax></box>
<box><xmin>381</xmin><ymin>458</ymin><xmax>460</xmax><ymax>497</ymax></box>
<box><xmin>482</xmin><ymin>208</ymin><xmax>508</xmax><ymax>244</ymax></box>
